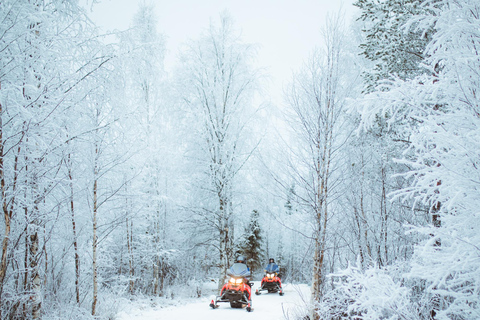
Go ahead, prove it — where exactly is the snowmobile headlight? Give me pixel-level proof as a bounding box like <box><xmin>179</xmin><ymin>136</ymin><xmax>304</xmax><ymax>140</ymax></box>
<box><xmin>267</xmin><ymin>273</ymin><xmax>275</xmax><ymax>279</ymax></box>
<box><xmin>229</xmin><ymin>277</ymin><xmax>243</xmax><ymax>284</ymax></box>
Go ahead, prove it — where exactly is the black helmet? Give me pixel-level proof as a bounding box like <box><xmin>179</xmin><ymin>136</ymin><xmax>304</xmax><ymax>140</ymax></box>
<box><xmin>237</xmin><ymin>255</ymin><xmax>245</xmax><ymax>263</ymax></box>
<box><xmin>269</xmin><ymin>258</ymin><xmax>275</xmax><ymax>263</ymax></box>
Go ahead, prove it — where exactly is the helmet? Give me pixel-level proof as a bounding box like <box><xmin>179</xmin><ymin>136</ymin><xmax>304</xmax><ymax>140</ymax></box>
<box><xmin>269</xmin><ymin>258</ymin><xmax>275</xmax><ymax>263</ymax></box>
<box><xmin>237</xmin><ymin>256</ymin><xmax>245</xmax><ymax>263</ymax></box>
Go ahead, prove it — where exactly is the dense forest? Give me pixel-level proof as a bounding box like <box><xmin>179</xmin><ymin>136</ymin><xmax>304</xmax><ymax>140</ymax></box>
<box><xmin>1</xmin><ymin>0</ymin><xmax>479</xmax><ymax>319</ymax></box>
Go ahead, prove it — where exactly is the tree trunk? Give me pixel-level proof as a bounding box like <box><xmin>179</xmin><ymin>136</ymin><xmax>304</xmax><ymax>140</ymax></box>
<box><xmin>217</xmin><ymin>195</ymin><xmax>230</xmax><ymax>292</ymax></box>
<box><xmin>29</xmin><ymin>170</ymin><xmax>43</xmax><ymax>320</ymax></box>
<box><xmin>153</xmin><ymin>179</ymin><xmax>163</xmax><ymax>297</ymax></box>
<box><xmin>378</xmin><ymin>165</ymin><xmax>388</xmax><ymax>266</ymax></box>
<box><xmin>43</xmin><ymin>225</ymin><xmax>48</xmax><ymax>288</ymax></box>
<box><xmin>360</xmin><ymin>160</ymin><xmax>372</xmax><ymax>263</ymax></box>
<box><xmin>311</xmin><ymin>94</ymin><xmax>334</xmax><ymax>320</ymax></box>
<box><xmin>29</xmin><ymin>231</ymin><xmax>41</xmax><ymax>319</ymax></box>
<box><xmin>153</xmin><ymin>260</ymin><xmax>159</xmax><ymax>296</ymax></box>
<box><xmin>69</xmin><ymin>162</ymin><xmax>80</xmax><ymax>305</ymax></box>
<box><xmin>383</xmin><ymin>177</ymin><xmax>388</xmax><ymax>265</ymax></box>
<box><xmin>126</xmin><ymin>217</ymin><xmax>134</xmax><ymax>295</ymax></box>
<box><xmin>311</xmin><ymin>236</ymin><xmax>324</xmax><ymax>297</ymax></box>
<box><xmin>353</xmin><ymin>208</ymin><xmax>365</xmax><ymax>266</ymax></box>
<box><xmin>430</xmin><ymin>181</ymin><xmax>442</xmax><ymax>319</ymax></box>
<box><xmin>1</xmin><ymin>144</ymin><xmax>20</xmax><ymax>318</ymax></box>
<box><xmin>23</xmin><ymin>225</ymin><xmax>29</xmax><ymax>315</ymax></box>
<box><xmin>311</xmin><ymin>148</ymin><xmax>327</xmax><ymax>320</ymax></box>
<box><xmin>92</xmin><ymin>174</ymin><xmax>98</xmax><ymax>315</ymax></box>
<box><xmin>218</xmin><ymin>226</ymin><xmax>228</xmax><ymax>291</ymax></box>
<box><xmin>160</xmin><ymin>257</ymin><xmax>165</xmax><ymax>296</ymax></box>
<box><xmin>0</xmin><ymin>209</ymin><xmax>11</xmax><ymax>319</ymax></box>
<box><xmin>65</xmin><ymin>151</ymin><xmax>81</xmax><ymax>305</ymax></box>
<box><xmin>0</xmin><ymin>93</ymin><xmax>13</xmax><ymax>314</ymax></box>
<box><xmin>361</xmin><ymin>191</ymin><xmax>373</xmax><ymax>261</ymax></box>
<box><xmin>22</xmin><ymin>172</ymin><xmax>29</xmax><ymax>316</ymax></box>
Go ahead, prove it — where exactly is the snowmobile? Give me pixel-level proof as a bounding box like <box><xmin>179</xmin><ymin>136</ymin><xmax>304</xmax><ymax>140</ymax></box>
<box><xmin>255</xmin><ymin>271</ymin><xmax>283</xmax><ymax>296</ymax></box>
<box><xmin>210</xmin><ymin>264</ymin><xmax>253</xmax><ymax>312</ymax></box>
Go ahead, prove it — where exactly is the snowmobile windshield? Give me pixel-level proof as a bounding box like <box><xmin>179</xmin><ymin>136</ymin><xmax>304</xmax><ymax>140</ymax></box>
<box><xmin>265</xmin><ymin>263</ymin><xmax>279</xmax><ymax>273</ymax></box>
<box><xmin>227</xmin><ymin>263</ymin><xmax>250</xmax><ymax>277</ymax></box>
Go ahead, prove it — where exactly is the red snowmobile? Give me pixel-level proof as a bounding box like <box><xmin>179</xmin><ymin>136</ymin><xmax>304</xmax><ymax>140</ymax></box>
<box><xmin>210</xmin><ymin>262</ymin><xmax>253</xmax><ymax>312</ymax></box>
<box><xmin>255</xmin><ymin>271</ymin><xmax>283</xmax><ymax>296</ymax></box>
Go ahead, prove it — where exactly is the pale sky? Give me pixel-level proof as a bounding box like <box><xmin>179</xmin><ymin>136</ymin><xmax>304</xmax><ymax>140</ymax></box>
<box><xmin>87</xmin><ymin>0</ymin><xmax>358</xmax><ymax>106</ymax></box>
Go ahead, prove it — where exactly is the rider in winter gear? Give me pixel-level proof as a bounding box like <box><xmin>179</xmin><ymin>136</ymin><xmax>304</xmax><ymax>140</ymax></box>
<box><xmin>265</xmin><ymin>258</ymin><xmax>280</xmax><ymax>274</ymax></box>
<box><xmin>256</xmin><ymin>258</ymin><xmax>283</xmax><ymax>296</ymax></box>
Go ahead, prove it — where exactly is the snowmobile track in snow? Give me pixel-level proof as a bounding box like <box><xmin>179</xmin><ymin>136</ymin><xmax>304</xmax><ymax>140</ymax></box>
<box><xmin>117</xmin><ymin>282</ymin><xmax>310</xmax><ymax>320</ymax></box>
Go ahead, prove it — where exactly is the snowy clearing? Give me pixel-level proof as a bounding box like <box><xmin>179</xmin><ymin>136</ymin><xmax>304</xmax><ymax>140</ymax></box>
<box><xmin>117</xmin><ymin>282</ymin><xmax>311</xmax><ymax>320</ymax></box>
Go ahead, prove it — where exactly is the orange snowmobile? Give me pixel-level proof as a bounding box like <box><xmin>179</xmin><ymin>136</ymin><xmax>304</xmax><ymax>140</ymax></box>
<box><xmin>255</xmin><ymin>271</ymin><xmax>283</xmax><ymax>295</ymax></box>
<box><xmin>256</xmin><ymin>259</ymin><xmax>284</xmax><ymax>296</ymax></box>
<box><xmin>210</xmin><ymin>258</ymin><xmax>253</xmax><ymax>312</ymax></box>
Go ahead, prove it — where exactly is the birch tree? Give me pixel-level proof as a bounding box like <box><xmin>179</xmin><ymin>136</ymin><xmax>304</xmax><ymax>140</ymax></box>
<box><xmin>178</xmin><ymin>12</ymin><xmax>261</xmax><ymax>289</ymax></box>
<box><xmin>0</xmin><ymin>1</ymin><xmax>113</xmax><ymax>318</ymax></box>
<box><xmin>285</xmin><ymin>14</ymin><xmax>358</xmax><ymax>320</ymax></box>
<box><xmin>81</xmin><ymin>51</ymin><xmax>128</xmax><ymax>315</ymax></box>
<box><xmin>112</xmin><ymin>2</ymin><xmax>172</xmax><ymax>296</ymax></box>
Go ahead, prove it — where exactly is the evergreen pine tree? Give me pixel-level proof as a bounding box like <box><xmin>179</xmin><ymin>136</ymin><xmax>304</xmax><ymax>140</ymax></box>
<box><xmin>239</xmin><ymin>210</ymin><xmax>264</xmax><ymax>275</ymax></box>
<box><xmin>354</xmin><ymin>0</ymin><xmax>433</xmax><ymax>92</ymax></box>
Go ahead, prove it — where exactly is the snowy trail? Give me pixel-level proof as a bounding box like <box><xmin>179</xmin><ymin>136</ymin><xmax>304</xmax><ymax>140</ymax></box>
<box><xmin>117</xmin><ymin>282</ymin><xmax>310</xmax><ymax>320</ymax></box>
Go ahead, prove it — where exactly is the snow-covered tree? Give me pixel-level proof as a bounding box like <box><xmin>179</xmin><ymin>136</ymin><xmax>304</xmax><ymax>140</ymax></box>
<box><xmin>0</xmin><ymin>1</ymin><xmax>115</xmax><ymax>318</ymax></box>
<box><xmin>357</xmin><ymin>0</ymin><xmax>480</xmax><ymax>318</ymax></box>
<box><xmin>177</xmin><ymin>12</ymin><xmax>261</xmax><ymax>289</ymax></box>
<box><xmin>347</xmin><ymin>0</ymin><xmax>435</xmax><ymax>270</ymax></box>
<box><xmin>109</xmin><ymin>2</ymin><xmax>180</xmax><ymax>297</ymax></box>
<box><xmin>354</xmin><ymin>0</ymin><xmax>433</xmax><ymax>92</ymax></box>
<box><xmin>284</xmin><ymin>13</ymin><xmax>359</xmax><ymax>320</ymax></box>
<box><xmin>239</xmin><ymin>210</ymin><xmax>264</xmax><ymax>275</ymax></box>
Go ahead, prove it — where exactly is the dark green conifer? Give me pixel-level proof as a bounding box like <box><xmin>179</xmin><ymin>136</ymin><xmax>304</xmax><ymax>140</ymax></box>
<box><xmin>239</xmin><ymin>210</ymin><xmax>264</xmax><ymax>274</ymax></box>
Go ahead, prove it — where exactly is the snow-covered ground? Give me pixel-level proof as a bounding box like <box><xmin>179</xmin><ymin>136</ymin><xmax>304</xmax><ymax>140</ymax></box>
<box><xmin>117</xmin><ymin>282</ymin><xmax>311</xmax><ymax>320</ymax></box>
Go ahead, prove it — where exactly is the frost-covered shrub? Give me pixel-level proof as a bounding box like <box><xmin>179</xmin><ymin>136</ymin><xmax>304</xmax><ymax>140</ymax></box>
<box><xmin>317</xmin><ymin>264</ymin><xmax>420</xmax><ymax>320</ymax></box>
<box><xmin>43</xmin><ymin>302</ymin><xmax>96</xmax><ymax>320</ymax></box>
<box><xmin>408</xmin><ymin>211</ymin><xmax>480</xmax><ymax>320</ymax></box>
